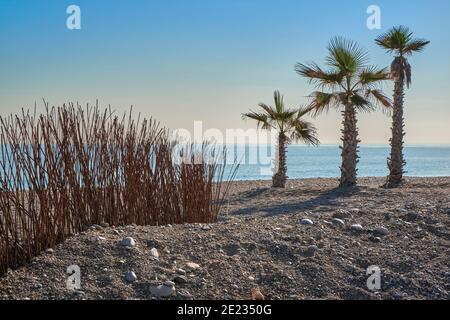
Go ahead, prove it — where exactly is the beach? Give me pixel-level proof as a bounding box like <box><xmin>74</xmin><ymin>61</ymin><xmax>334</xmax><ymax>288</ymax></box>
<box><xmin>0</xmin><ymin>177</ymin><xmax>449</xmax><ymax>300</ymax></box>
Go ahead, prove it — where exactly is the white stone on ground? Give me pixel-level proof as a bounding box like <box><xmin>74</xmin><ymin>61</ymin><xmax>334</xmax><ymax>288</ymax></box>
<box><xmin>186</xmin><ymin>262</ymin><xmax>200</xmax><ymax>270</ymax></box>
<box><xmin>121</xmin><ymin>237</ymin><xmax>136</xmax><ymax>248</ymax></box>
<box><xmin>300</xmin><ymin>219</ymin><xmax>314</xmax><ymax>226</ymax></box>
<box><xmin>331</xmin><ymin>218</ymin><xmax>345</xmax><ymax>226</ymax></box>
<box><xmin>351</xmin><ymin>224</ymin><xmax>364</xmax><ymax>232</ymax></box>
<box><xmin>150</xmin><ymin>248</ymin><xmax>159</xmax><ymax>258</ymax></box>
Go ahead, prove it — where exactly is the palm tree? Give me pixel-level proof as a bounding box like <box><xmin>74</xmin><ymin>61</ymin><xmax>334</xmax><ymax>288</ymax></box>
<box><xmin>296</xmin><ymin>37</ymin><xmax>391</xmax><ymax>187</ymax></box>
<box><xmin>242</xmin><ymin>90</ymin><xmax>319</xmax><ymax>188</ymax></box>
<box><xmin>375</xmin><ymin>26</ymin><xmax>430</xmax><ymax>187</ymax></box>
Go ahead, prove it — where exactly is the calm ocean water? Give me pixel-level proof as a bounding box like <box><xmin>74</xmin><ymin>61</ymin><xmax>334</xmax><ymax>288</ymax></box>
<box><xmin>225</xmin><ymin>145</ymin><xmax>450</xmax><ymax>181</ymax></box>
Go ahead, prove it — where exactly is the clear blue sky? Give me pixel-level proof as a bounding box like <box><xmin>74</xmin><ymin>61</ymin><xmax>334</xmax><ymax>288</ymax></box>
<box><xmin>0</xmin><ymin>0</ymin><xmax>449</xmax><ymax>144</ymax></box>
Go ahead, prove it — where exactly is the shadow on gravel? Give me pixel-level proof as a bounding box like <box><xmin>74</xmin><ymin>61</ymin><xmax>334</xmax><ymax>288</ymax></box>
<box><xmin>228</xmin><ymin>186</ymin><xmax>363</xmax><ymax>217</ymax></box>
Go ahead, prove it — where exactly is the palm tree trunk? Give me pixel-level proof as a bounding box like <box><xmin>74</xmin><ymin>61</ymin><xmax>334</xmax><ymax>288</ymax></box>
<box><xmin>272</xmin><ymin>132</ymin><xmax>287</xmax><ymax>188</ymax></box>
<box><xmin>386</xmin><ymin>78</ymin><xmax>405</xmax><ymax>187</ymax></box>
<box><xmin>339</xmin><ymin>103</ymin><xmax>359</xmax><ymax>188</ymax></box>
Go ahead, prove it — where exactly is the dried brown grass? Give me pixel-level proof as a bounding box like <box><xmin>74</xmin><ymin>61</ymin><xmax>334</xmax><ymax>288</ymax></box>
<box><xmin>0</xmin><ymin>103</ymin><xmax>237</xmax><ymax>275</ymax></box>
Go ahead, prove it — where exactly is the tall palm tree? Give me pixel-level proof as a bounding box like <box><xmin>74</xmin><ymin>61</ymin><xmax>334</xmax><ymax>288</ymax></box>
<box><xmin>375</xmin><ymin>26</ymin><xmax>430</xmax><ymax>187</ymax></box>
<box><xmin>242</xmin><ymin>90</ymin><xmax>319</xmax><ymax>188</ymax></box>
<box><xmin>296</xmin><ymin>37</ymin><xmax>391</xmax><ymax>187</ymax></box>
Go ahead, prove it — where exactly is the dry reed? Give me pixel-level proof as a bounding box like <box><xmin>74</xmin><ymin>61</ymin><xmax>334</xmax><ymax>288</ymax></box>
<box><xmin>0</xmin><ymin>103</ymin><xmax>237</xmax><ymax>275</ymax></box>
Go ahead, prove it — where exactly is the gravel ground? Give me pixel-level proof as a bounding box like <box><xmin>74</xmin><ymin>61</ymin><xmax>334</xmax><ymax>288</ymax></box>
<box><xmin>0</xmin><ymin>177</ymin><xmax>449</xmax><ymax>300</ymax></box>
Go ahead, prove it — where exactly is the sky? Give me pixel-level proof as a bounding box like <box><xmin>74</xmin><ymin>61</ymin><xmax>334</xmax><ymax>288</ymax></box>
<box><xmin>0</xmin><ymin>0</ymin><xmax>449</xmax><ymax>144</ymax></box>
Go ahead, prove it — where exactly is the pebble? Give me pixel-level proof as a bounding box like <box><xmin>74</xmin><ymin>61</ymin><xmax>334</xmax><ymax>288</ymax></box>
<box><xmin>176</xmin><ymin>268</ymin><xmax>186</xmax><ymax>275</ymax></box>
<box><xmin>121</xmin><ymin>237</ymin><xmax>136</xmax><ymax>248</ymax></box>
<box><xmin>446</xmin><ymin>209</ymin><xmax>450</xmax><ymax>215</ymax></box>
<box><xmin>300</xmin><ymin>219</ymin><xmax>314</xmax><ymax>226</ymax></box>
<box><xmin>186</xmin><ymin>262</ymin><xmax>201</xmax><ymax>270</ymax></box>
<box><xmin>248</xmin><ymin>276</ymin><xmax>255</xmax><ymax>281</ymax></box>
<box><xmin>150</xmin><ymin>284</ymin><xmax>176</xmax><ymax>297</ymax></box>
<box><xmin>374</xmin><ymin>226</ymin><xmax>389</xmax><ymax>236</ymax></box>
<box><xmin>351</xmin><ymin>224</ymin><xmax>364</xmax><ymax>232</ymax></box>
<box><xmin>173</xmin><ymin>275</ymin><xmax>188</xmax><ymax>284</ymax></box>
<box><xmin>100</xmin><ymin>222</ymin><xmax>109</xmax><ymax>228</ymax></box>
<box><xmin>331</xmin><ymin>218</ymin><xmax>345</xmax><ymax>226</ymax></box>
<box><xmin>45</xmin><ymin>248</ymin><xmax>54</xmax><ymax>254</ymax></box>
<box><xmin>307</xmin><ymin>245</ymin><xmax>319</xmax><ymax>253</ymax></box>
<box><xmin>369</xmin><ymin>236</ymin><xmax>382</xmax><ymax>243</ymax></box>
<box><xmin>125</xmin><ymin>271</ymin><xmax>137</xmax><ymax>283</ymax></box>
<box><xmin>150</xmin><ymin>248</ymin><xmax>159</xmax><ymax>258</ymax></box>
<box><xmin>164</xmin><ymin>281</ymin><xmax>176</xmax><ymax>287</ymax></box>
<box><xmin>97</xmin><ymin>236</ymin><xmax>106</xmax><ymax>241</ymax></box>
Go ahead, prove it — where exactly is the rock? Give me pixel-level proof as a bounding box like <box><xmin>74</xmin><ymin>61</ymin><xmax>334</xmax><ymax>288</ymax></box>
<box><xmin>164</xmin><ymin>280</ymin><xmax>176</xmax><ymax>287</ymax></box>
<box><xmin>248</xmin><ymin>276</ymin><xmax>255</xmax><ymax>281</ymax></box>
<box><xmin>351</xmin><ymin>224</ymin><xmax>364</xmax><ymax>232</ymax></box>
<box><xmin>150</xmin><ymin>248</ymin><xmax>159</xmax><ymax>258</ymax></box>
<box><xmin>374</xmin><ymin>226</ymin><xmax>389</xmax><ymax>236</ymax></box>
<box><xmin>201</xmin><ymin>225</ymin><xmax>211</xmax><ymax>231</ymax></box>
<box><xmin>331</xmin><ymin>218</ymin><xmax>345</xmax><ymax>226</ymax></box>
<box><xmin>300</xmin><ymin>219</ymin><xmax>314</xmax><ymax>226</ymax></box>
<box><xmin>150</xmin><ymin>284</ymin><xmax>175</xmax><ymax>297</ymax></box>
<box><xmin>45</xmin><ymin>248</ymin><xmax>54</xmax><ymax>254</ymax></box>
<box><xmin>125</xmin><ymin>271</ymin><xmax>137</xmax><ymax>283</ymax></box>
<box><xmin>251</xmin><ymin>288</ymin><xmax>265</xmax><ymax>300</ymax></box>
<box><xmin>173</xmin><ymin>275</ymin><xmax>188</xmax><ymax>284</ymax></box>
<box><xmin>100</xmin><ymin>222</ymin><xmax>109</xmax><ymax>228</ymax></box>
<box><xmin>176</xmin><ymin>268</ymin><xmax>186</xmax><ymax>275</ymax></box>
<box><xmin>307</xmin><ymin>245</ymin><xmax>319</xmax><ymax>253</ymax></box>
<box><xmin>369</xmin><ymin>236</ymin><xmax>381</xmax><ymax>243</ymax></box>
<box><xmin>186</xmin><ymin>262</ymin><xmax>201</xmax><ymax>270</ymax></box>
<box><xmin>97</xmin><ymin>236</ymin><xmax>106</xmax><ymax>241</ymax></box>
<box><xmin>446</xmin><ymin>208</ymin><xmax>450</xmax><ymax>215</ymax></box>
<box><xmin>121</xmin><ymin>237</ymin><xmax>136</xmax><ymax>248</ymax></box>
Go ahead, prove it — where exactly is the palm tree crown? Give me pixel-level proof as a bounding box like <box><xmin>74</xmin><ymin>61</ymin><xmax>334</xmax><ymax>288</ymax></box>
<box><xmin>375</xmin><ymin>26</ymin><xmax>430</xmax><ymax>87</ymax></box>
<box><xmin>242</xmin><ymin>90</ymin><xmax>319</xmax><ymax>145</ymax></box>
<box><xmin>296</xmin><ymin>37</ymin><xmax>391</xmax><ymax>114</ymax></box>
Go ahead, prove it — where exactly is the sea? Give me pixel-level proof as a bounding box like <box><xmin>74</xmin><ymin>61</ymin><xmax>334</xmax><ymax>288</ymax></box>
<box><xmin>224</xmin><ymin>145</ymin><xmax>450</xmax><ymax>181</ymax></box>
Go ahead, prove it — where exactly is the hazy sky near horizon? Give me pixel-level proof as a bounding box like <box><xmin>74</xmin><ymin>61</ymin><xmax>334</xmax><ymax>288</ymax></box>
<box><xmin>0</xmin><ymin>0</ymin><xmax>449</xmax><ymax>144</ymax></box>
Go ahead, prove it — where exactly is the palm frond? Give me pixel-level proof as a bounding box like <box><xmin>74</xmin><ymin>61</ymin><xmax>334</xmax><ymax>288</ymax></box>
<box><xmin>257</xmin><ymin>103</ymin><xmax>277</xmax><ymax>119</ymax></box>
<box><xmin>350</xmin><ymin>94</ymin><xmax>375</xmax><ymax>113</ymax></box>
<box><xmin>404</xmin><ymin>39</ymin><xmax>430</xmax><ymax>54</ymax></box>
<box><xmin>295</xmin><ymin>62</ymin><xmax>343</xmax><ymax>88</ymax></box>
<box><xmin>289</xmin><ymin>118</ymin><xmax>319</xmax><ymax>146</ymax></box>
<box><xmin>326</xmin><ymin>36</ymin><xmax>369</xmax><ymax>73</ymax></box>
<box><xmin>308</xmin><ymin>92</ymin><xmax>342</xmax><ymax>116</ymax></box>
<box><xmin>273</xmin><ymin>90</ymin><xmax>284</xmax><ymax>113</ymax></box>
<box><xmin>359</xmin><ymin>66</ymin><xmax>391</xmax><ymax>87</ymax></box>
<box><xmin>242</xmin><ymin>111</ymin><xmax>271</xmax><ymax>130</ymax></box>
<box><xmin>365</xmin><ymin>89</ymin><xmax>392</xmax><ymax>108</ymax></box>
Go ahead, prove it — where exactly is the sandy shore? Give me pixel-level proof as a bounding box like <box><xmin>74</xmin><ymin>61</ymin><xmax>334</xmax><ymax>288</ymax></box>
<box><xmin>0</xmin><ymin>177</ymin><xmax>449</xmax><ymax>300</ymax></box>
